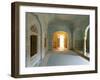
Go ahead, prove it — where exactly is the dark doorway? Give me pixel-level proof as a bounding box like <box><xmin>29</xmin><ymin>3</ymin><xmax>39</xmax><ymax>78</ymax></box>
<box><xmin>30</xmin><ymin>35</ymin><xmax>37</xmax><ymax>57</ymax></box>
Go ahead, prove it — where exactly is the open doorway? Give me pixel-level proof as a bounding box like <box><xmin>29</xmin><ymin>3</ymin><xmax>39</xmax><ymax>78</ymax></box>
<box><xmin>52</xmin><ymin>31</ymin><xmax>69</xmax><ymax>51</ymax></box>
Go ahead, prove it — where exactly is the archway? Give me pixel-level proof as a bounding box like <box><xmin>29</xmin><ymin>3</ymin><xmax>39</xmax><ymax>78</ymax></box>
<box><xmin>52</xmin><ymin>31</ymin><xmax>69</xmax><ymax>51</ymax></box>
<box><xmin>26</xmin><ymin>13</ymin><xmax>43</xmax><ymax>67</ymax></box>
<box><xmin>84</xmin><ymin>25</ymin><xmax>89</xmax><ymax>56</ymax></box>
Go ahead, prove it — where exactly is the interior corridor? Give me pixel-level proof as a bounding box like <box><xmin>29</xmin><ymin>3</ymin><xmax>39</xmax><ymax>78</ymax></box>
<box><xmin>26</xmin><ymin>12</ymin><xmax>90</xmax><ymax>67</ymax></box>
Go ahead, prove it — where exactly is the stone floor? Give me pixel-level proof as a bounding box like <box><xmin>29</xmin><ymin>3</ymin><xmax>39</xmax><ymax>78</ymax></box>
<box><xmin>39</xmin><ymin>50</ymin><xmax>89</xmax><ymax>66</ymax></box>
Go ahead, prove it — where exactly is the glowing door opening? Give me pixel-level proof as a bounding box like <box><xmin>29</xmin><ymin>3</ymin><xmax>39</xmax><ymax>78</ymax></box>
<box><xmin>58</xmin><ymin>35</ymin><xmax>65</xmax><ymax>51</ymax></box>
<box><xmin>52</xmin><ymin>31</ymin><xmax>68</xmax><ymax>51</ymax></box>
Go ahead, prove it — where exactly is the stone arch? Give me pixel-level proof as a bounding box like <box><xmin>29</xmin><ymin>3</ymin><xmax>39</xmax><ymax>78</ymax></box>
<box><xmin>26</xmin><ymin>13</ymin><xmax>42</xmax><ymax>67</ymax></box>
<box><xmin>83</xmin><ymin>25</ymin><xmax>89</xmax><ymax>56</ymax></box>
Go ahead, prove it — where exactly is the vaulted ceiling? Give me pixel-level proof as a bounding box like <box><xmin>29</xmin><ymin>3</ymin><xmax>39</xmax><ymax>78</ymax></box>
<box><xmin>34</xmin><ymin>13</ymin><xmax>89</xmax><ymax>30</ymax></box>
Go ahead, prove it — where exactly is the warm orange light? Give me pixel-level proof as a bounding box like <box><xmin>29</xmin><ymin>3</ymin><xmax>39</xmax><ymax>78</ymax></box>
<box><xmin>58</xmin><ymin>35</ymin><xmax>65</xmax><ymax>51</ymax></box>
<box><xmin>52</xmin><ymin>31</ymin><xmax>68</xmax><ymax>51</ymax></box>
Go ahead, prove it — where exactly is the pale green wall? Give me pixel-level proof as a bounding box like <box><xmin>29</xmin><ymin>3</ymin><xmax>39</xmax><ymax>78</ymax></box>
<box><xmin>73</xmin><ymin>16</ymin><xmax>89</xmax><ymax>51</ymax></box>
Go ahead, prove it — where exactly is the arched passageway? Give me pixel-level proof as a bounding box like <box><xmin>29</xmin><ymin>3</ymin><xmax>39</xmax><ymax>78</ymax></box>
<box><xmin>52</xmin><ymin>31</ymin><xmax>69</xmax><ymax>51</ymax></box>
